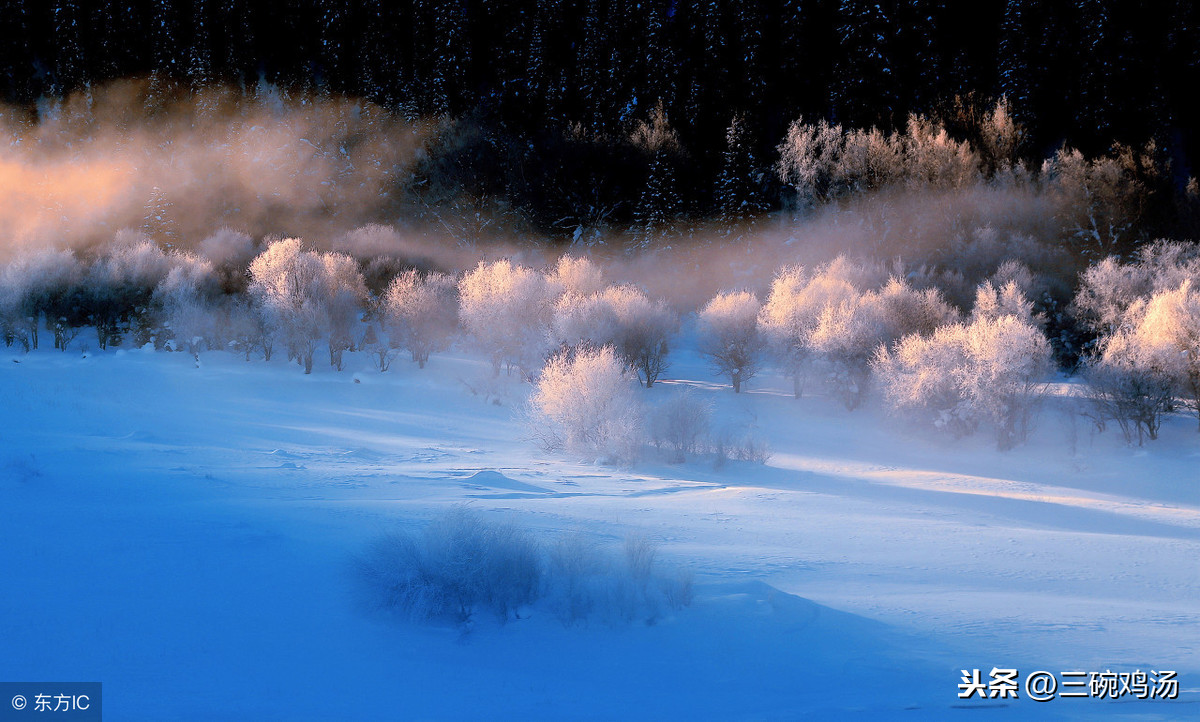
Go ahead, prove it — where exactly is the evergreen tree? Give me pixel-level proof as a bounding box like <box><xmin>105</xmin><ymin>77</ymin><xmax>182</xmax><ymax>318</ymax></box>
<box><xmin>833</xmin><ymin>0</ymin><xmax>896</xmax><ymax>128</ymax></box>
<box><xmin>630</xmin><ymin>104</ymin><xmax>683</xmax><ymax>250</ymax></box>
<box><xmin>189</xmin><ymin>0</ymin><xmax>213</xmax><ymax>87</ymax></box>
<box><xmin>715</xmin><ymin>114</ymin><xmax>767</xmax><ymax>236</ymax></box>
<box><xmin>997</xmin><ymin>0</ymin><xmax>1035</xmax><ymax>131</ymax></box>
<box><xmin>51</xmin><ymin>0</ymin><xmax>85</xmax><ymax>96</ymax></box>
<box><xmin>0</xmin><ymin>0</ymin><xmax>35</xmax><ymax>101</ymax></box>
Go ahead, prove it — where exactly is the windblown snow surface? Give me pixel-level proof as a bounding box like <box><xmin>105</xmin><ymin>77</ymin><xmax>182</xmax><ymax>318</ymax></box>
<box><xmin>1</xmin><ymin>342</ymin><xmax>1197</xmax><ymax>720</ymax></box>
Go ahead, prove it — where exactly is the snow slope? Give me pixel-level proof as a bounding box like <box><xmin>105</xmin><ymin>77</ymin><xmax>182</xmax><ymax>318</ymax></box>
<box><xmin>1</xmin><ymin>343</ymin><xmax>1197</xmax><ymax>720</ymax></box>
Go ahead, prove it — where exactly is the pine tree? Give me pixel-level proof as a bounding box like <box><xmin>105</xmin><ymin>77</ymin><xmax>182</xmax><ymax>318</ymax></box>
<box><xmin>0</xmin><ymin>0</ymin><xmax>35</xmax><ymax>101</ymax></box>
<box><xmin>998</xmin><ymin>0</ymin><xmax>1035</xmax><ymax>130</ymax></box>
<box><xmin>1075</xmin><ymin>0</ymin><xmax>1112</xmax><ymax>144</ymax></box>
<box><xmin>188</xmin><ymin>0</ymin><xmax>213</xmax><ymax>87</ymax></box>
<box><xmin>833</xmin><ymin>0</ymin><xmax>896</xmax><ymax>128</ymax></box>
<box><xmin>316</xmin><ymin>0</ymin><xmax>349</xmax><ymax>94</ymax></box>
<box><xmin>715</xmin><ymin>114</ymin><xmax>767</xmax><ymax>237</ymax></box>
<box><xmin>630</xmin><ymin>104</ymin><xmax>683</xmax><ymax>251</ymax></box>
<box><xmin>51</xmin><ymin>0</ymin><xmax>85</xmax><ymax>96</ymax></box>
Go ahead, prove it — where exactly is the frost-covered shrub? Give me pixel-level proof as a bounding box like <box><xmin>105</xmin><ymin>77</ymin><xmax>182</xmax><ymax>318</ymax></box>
<box><xmin>1073</xmin><ymin>256</ymin><xmax>1154</xmax><ymax>337</ymax></box>
<box><xmin>84</xmin><ymin>233</ymin><xmax>173</xmax><ymax>349</ymax></box>
<box><xmin>542</xmin><ymin>531</ymin><xmax>693</xmax><ymax>626</ymax></box>
<box><xmin>359</xmin><ymin>511</ymin><xmax>692</xmax><ymax>629</ymax></box>
<box><xmin>153</xmin><ymin>253</ymin><xmax>221</xmax><ymax>356</ymax></box>
<box><xmin>381</xmin><ymin>269</ymin><xmax>458</xmax><ymax>368</ymax></box>
<box><xmin>459</xmin><ymin>259</ymin><xmax>555</xmax><ymax>377</ymax></box>
<box><xmin>0</xmin><ymin>247</ymin><xmax>81</xmax><ymax>351</ymax></box>
<box><xmin>356</xmin><ymin>507</ymin><xmax>541</xmax><ymax>625</ymax></box>
<box><xmin>1042</xmin><ymin>143</ymin><xmax>1154</xmax><ymax>258</ymax></box>
<box><xmin>875</xmin><ymin>315</ymin><xmax>1053</xmax><ymax>449</ymax></box>
<box><xmin>1083</xmin><ymin>328</ymin><xmax>1175</xmax><ymax>445</ymax></box>
<box><xmin>547</xmin><ymin>255</ymin><xmax>605</xmax><ymax>296</ymax></box>
<box><xmin>698</xmin><ymin>290</ymin><xmax>763</xmax><ymax>393</ymax></box>
<box><xmin>528</xmin><ymin>346</ymin><xmax>643</xmax><ymax>464</ymax></box>
<box><xmin>809</xmin><ymin>278</ymin><xmax>955</xmax><ymax>410</ymax></box>
<box><xmin>710</xmin><ymin>427</ymin><xmax>772</xmax><ymax>468</ymax></box>
<box><xmin>971</xmin><ymin>278</ymin><xmax>1037</xmax><ymax>326</ymax></box>
<box><xmin>649</xmin><ymin>389</ymin><xmax>711</xmax><ymax>462</ymax></box>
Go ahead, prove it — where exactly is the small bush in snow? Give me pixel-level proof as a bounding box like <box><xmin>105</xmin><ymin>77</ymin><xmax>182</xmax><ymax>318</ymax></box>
<box><xmin>712</xmin><ymin>429</ymin><xmax>772</xmax><ymax>467</ymax></box>
<box><xmin>356</xmin><ymin>507</ymin><xmax>541</xmax><ymax>625</ymax></box>
<box><xmin>649</xmin><ymin>389</ymin><xmax>712</xmax><ymax>462</ymax></box>
<box><xmin>528</xmin><ymin>346</ymin><xmax>643</xmax><ymax>464</ymax></box>
<box><xmin>359</xmin><ymin>511</ymin><xmax>693</xmax><ymax>628</ymax></box>
<box><xmin>542</xmin><ymin>531</ymin><xmax>693</xmax><ymax>626</ymax></box>
<box><xmin>698</xmin><ymin>290</ymin><xmax>763</xmax><ymax>393</ymax></box>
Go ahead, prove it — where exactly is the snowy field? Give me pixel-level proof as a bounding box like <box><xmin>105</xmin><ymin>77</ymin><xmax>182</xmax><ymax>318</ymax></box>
<box><xmin>2</xmin><ymin>342</ymin><xmax>1197</xmax><ymax>720</ymax></box>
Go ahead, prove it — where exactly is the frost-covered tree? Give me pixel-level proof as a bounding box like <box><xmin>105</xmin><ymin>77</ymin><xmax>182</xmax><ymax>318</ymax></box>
<box><xmin>547</xmin><ymin>255</ymin><xmax>605</xmax><ymax>297</ymax></box>
<box><xmin>247</xmin><ymin>238</ymin><xmax>326</xmax><ymax>374</ymax></box>
<box><xmin>1042</xmin><ymin>143</ymin><xmax>1156</xmax><ymax>259</ymax></box>
<box><xmin>1084</xmin><ymin>327</ymin><xmax>1175</xmax><ymax>445</ymax></box>
<box><xmin>84</xmin><ymin>233</ymin><xmax>173</xmax><ymax>349</ymax></box>
<box><xmin>758</xmin><ymin>266</ymin><xmax>821</xmax><ymax>398</ymax></box>
<box><xmin>319</xmin><ymin>252</ymin><xmax>368</xmax><ymax>371</ymax></box>
<box><xmin>153</xmin><ymin>253</ymin><xmax>220</xmax><ymax>357</ymax></box>
<box><xmin>551</xmin><ymin>283</ymin><xmax>677</xmax><ymax>388</ymax></box>
<box><xmin>459</xmin><ymin>259</ymin><xmax>555</xmax><ymax>377</ymax></box>
<box><xmin>198</xmin><ymin>228</ymin><xmax>257</xmax><ymax>293</ymax></box>
<box><xmin>698</xmin><ymin>290</ymin><xmax>763</xmax><ymax>393</ymax></box>
<box><xmin>0</xmin><ymin>248</ymin><xmax>82</xmax><ymax>351</ymax></box>
<box><xmin>528</xmin><ymin>345</ymin><xmax>643</xmax><ymax>464</ymax></box>
<box><xmin>1117</xmin><ymin>281</ymin><xmax>1200</xmax><ymax>430</ymax></box>
<box><xmin>876</xmin><ymin>315</ymin><xmax>1052</xmax><ymax>449</ymax></box>
<box><xmin>381</xmin><ymin>269</ymin><xmax>458</xmax><ymax>368</ymax></box>
<box><xmin>902</xmin><ymin>115</ymin><xmax>980</xmax><ymax>190</ymax></box>
<box><xmin>603</xmin><ymin>285</ymin><xmax>678</xmax><ymax>388</ymax></box>
<box><xmin>809</xmin><ymin>276</ymin><xmax>956</xmax><ymax>409</ymax></box>
<box><xmin>776</xmin><ymin>117</ymin><xmax>847</xmax><ymax>210</ymax></box>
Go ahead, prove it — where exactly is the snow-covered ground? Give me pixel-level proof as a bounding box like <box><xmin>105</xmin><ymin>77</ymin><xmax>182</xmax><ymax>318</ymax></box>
<box><xmin>2</xmin><ymin>342</ymin><xmax>1197</xmax><ymax>720</ymax></box>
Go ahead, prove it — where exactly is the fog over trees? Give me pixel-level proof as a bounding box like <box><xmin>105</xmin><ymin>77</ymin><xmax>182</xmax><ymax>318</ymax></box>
<box><xmin>0</xmin><ymin>1</ymin><xmax>1197</xmax><ymax>456</ymax></box>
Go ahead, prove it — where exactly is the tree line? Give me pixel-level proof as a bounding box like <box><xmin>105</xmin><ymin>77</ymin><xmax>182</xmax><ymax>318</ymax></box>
<box><xmin>1</xmin><ymin>1</ymin><xmax>1197</xmax><ymax>243</ymax></box>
